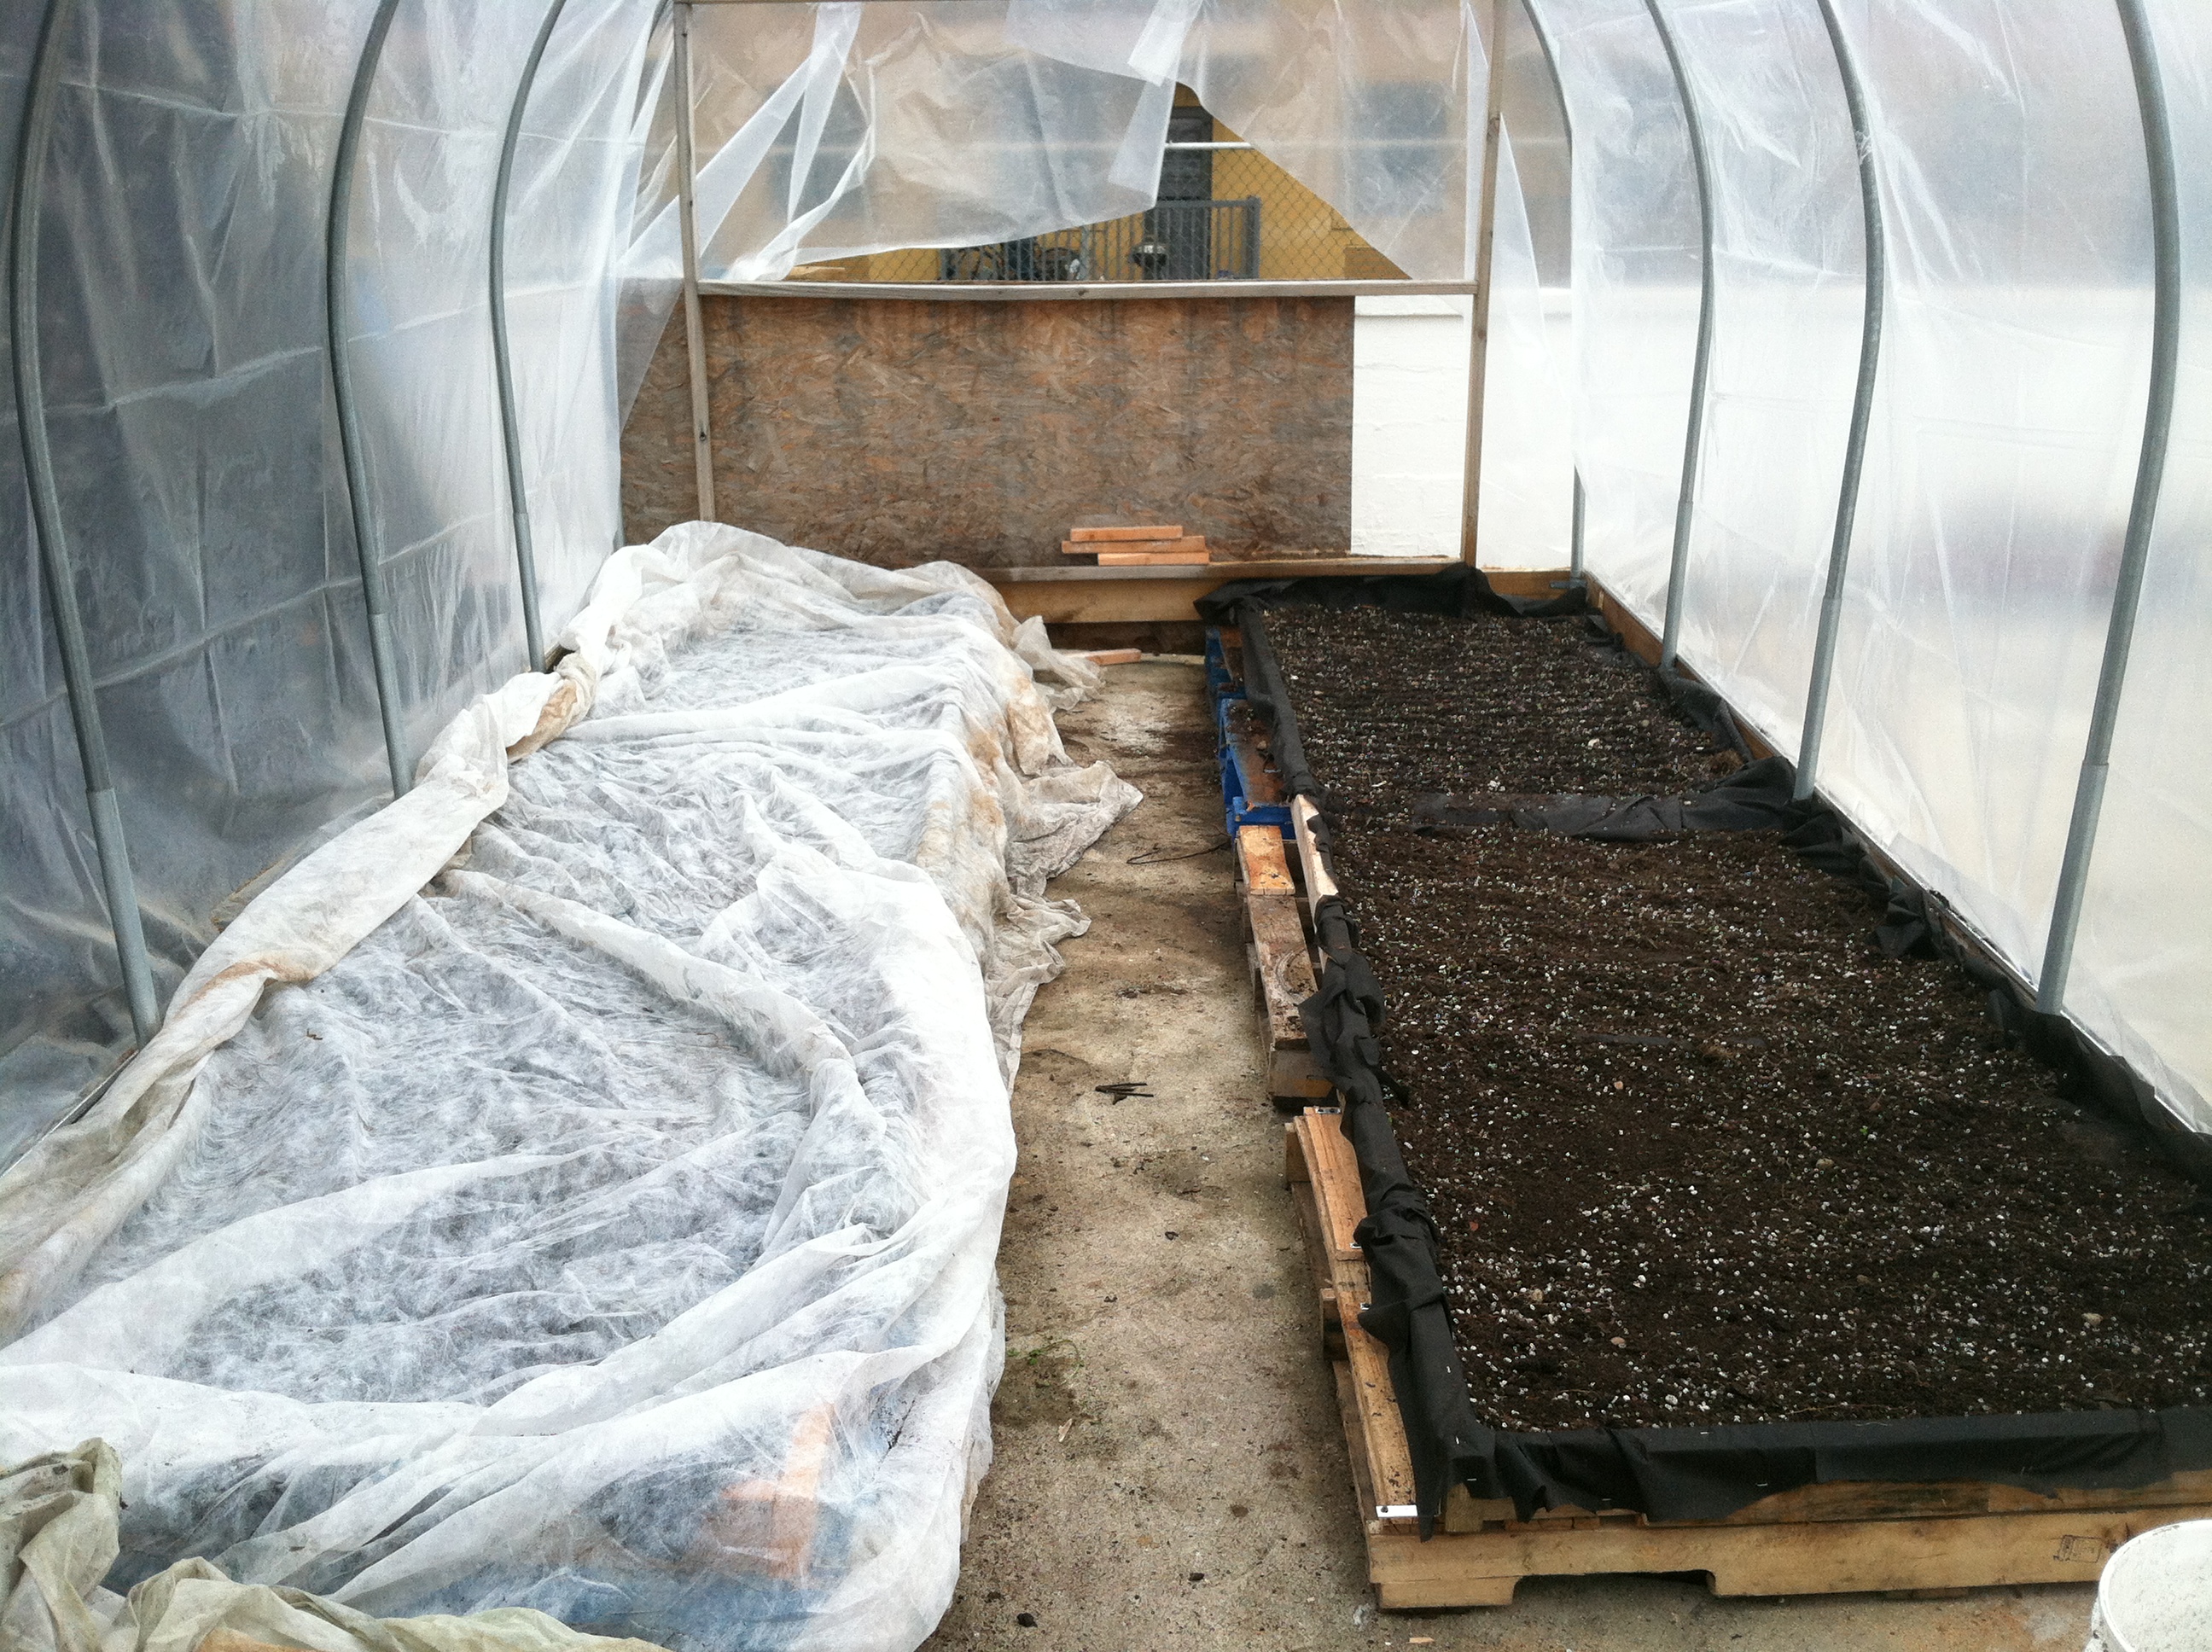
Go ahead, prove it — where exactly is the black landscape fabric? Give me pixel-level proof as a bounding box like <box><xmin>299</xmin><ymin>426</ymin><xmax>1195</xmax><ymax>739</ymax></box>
<box><xmin>1218</xmin><ymin>568</ymin><xmax>2212</xmax><ymax>1531</ymax></box>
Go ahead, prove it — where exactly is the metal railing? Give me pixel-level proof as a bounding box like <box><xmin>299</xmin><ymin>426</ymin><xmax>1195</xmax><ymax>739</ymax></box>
<box><xmin>939</xmin><ymin>198</ymin><xmax>1262</xmax><ymax>284</ymax></box>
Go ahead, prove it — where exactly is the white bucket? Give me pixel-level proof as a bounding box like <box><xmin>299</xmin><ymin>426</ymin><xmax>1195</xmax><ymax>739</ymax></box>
<box><xmin>2086</xmin><ymin>1521</ymin><xmax>2212</xmax><ymax>1652</ymax></box>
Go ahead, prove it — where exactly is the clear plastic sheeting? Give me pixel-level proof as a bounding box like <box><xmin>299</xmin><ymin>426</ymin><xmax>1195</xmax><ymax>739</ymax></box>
<box><xmin>627</xmin><ymin>2</ymin><xmax>1181</xmax><ymax>284</ymax></box>
<box><xmin>1532</xmin><ymin>0</ymin><xmax>2206</xmax><ymax>1124</ymax></box>
<box><xmin>1813</xmin><ymin>1</ymin><xmax>2151</xmax><ymax>991</ymax></box>
<box><xmin>1535</xmin><ymin>0</ymin><xmax>1702</xmax><ymax>616</ymax></box>
<box><xmin>1644</xmin><ymin>0</ymin><xmax>1861</xmax><ymax>748</ymax></box>
<box><xmin>1</xmin><ymin>0</ymin><xmax>656</xmax><ymax>1166</ymax></box>
<box><xmin>0</xmin><ymin>527</ymin><xmax>1138</xmax><ymax>1652</ymax></box>
<box><xmin>2069</xmin><ymin>0</ymin><xmax>2212</xmax><ymax>1131</ymax></box>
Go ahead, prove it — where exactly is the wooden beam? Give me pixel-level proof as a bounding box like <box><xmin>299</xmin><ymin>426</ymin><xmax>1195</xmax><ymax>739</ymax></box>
<box><xmin>982</xmin><ymin>559</ymin><xmax>1453</xmax><ymax>626</ymax></box>
<box><xmin>704</xmin><ymin>279</ymin><xmax>1497</xmax><ymax>301</ymax></box>
<box><xmin>1295</xmin><ymin>1112</ymin><xmax>1422</xmax><ymax>1523</ymax></box>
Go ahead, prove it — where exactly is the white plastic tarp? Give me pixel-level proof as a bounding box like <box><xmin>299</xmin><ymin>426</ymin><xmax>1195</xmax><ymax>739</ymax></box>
<box><xmin>0</xmin><ymin>526</ymin><xmax>1136</xmax><ymax>1652</ymax></box>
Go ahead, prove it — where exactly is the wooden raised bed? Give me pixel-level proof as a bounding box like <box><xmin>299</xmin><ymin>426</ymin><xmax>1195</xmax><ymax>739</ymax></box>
<box><xmin>1284</xmin><ymin>1108</ymin><xmax>2212</xmax><ymax>1606</ymax></box>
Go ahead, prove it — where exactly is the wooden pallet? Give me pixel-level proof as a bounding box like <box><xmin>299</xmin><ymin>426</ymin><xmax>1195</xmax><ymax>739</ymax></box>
<box><xmin>1284</xmin><ymin>1108</ymin><xmax>2212</xmax><ymax>1608</ymax></box>
<box><xmin>1237</xmin><ymin>825</ymin><xmax>1329</xmax><ymax>1102</ymax></box>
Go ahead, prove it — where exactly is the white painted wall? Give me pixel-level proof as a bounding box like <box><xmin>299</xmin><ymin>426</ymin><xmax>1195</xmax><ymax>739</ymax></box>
<box><xmin>1349</xmin><ymin>295</ymin><xmax>1471</xmax><ymax>559</ymax></box>
<box><xmin>1349</xmin><ymin>292</ymin><xmax>1575</xmax><ymax>567</ymax></box>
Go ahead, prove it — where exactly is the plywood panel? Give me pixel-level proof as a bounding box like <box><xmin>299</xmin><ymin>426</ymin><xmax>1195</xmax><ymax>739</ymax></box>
<box><xmin>621</xmin><ymin>295</ymin><xmax>1353</xmax><ymax>565</ymax></box>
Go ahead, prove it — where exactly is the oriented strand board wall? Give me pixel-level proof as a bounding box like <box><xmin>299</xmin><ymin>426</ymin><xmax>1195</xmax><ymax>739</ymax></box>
<box><xmin>620</xmin><ymin>295</ymin><xmax>1353</xmax><ymax>566</ymax></box>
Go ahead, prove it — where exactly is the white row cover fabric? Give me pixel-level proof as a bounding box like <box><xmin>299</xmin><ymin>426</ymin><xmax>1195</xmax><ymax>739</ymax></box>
<box><xmin>1536</xmin><ymin>0</ymin><xmax>2209</xmax><ymax>1130</ymax></box>
<box><xmin>3</xmin><ymin>1440</ymin><xmax>662</xmax><ymax>1652</ymax></box>
<box><xmin>0</xmin><ymin>526</ymin><xmax>1137</xmax><ymax>1652</ymax></box>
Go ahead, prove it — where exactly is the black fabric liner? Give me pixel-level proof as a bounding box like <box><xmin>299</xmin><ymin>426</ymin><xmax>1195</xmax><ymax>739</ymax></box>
<box><xmin>1202</xmin><ymin>567</ymin><xmax>2212</xmax><ymax>1533</ymax></box>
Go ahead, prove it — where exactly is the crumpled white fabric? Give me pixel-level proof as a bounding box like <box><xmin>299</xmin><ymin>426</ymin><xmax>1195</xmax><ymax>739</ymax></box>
<box><xmin>0</xmin><ymin>526</ymin><xmax>1139</xmax><ymax>1652</ymax></box>
<box><xmin>1</xmin><ymin>1440</ymin><xmax>662</xmax><ymax>1652</ymax></box>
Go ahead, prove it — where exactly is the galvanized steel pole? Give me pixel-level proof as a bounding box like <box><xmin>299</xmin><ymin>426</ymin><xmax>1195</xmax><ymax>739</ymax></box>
<box><xmin>674</xmin><ymin>2</ymin><xmax>717</xmax><ymax>521</ymax></box>
<box><xmin>1458</xmin><ymin>0</ymin><xmax>1509</xmax><ymax>565</ymax></box>
<box><xmin>329</xmin><ymin>0</ymin><xmax>411</xmax><ymax>796</ymax></box>
<box><xmin>2036</xmin><ymin>0</ymin><xmax>2181</xmax><ymax>1015</ymax></box>
<box><xmin>12</xmin><ymin>0</ymin><xmax>160</xmax><ymax>1044</ymax></box>
<box><xmin>492</xmin><ymin>0</ymin><xmax>571</xmax><ymax>672</ymax></box>
<box><xmin>1794</xmin><ymin>0</ymin><xmax>1887</xmax><ymax>803</ymax></box>
<box><xmin>1520</xmin><ymin>0</ymin><xmax>1586</xmax><ymax>580</ymax></box>
<box><xmin>1644</xmin><ymin>0</ymin><xmax>1716</xmax><ymax>670</ymax></box>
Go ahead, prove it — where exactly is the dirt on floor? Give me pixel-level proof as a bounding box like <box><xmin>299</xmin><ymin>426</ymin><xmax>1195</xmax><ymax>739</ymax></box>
<box><xmin>921</xmin><ymin>659</ymin><xmax>2097</xmax><ymax>1652</ymax></box>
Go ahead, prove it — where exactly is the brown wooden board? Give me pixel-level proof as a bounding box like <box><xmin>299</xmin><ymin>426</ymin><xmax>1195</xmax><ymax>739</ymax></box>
<box><xmin>1068</xmin><ymin>524</ymin><xmax>1185</xmax><ymax>543</ymax></box>
<box><xmin>1237</xmin><ymin>829</ymin><xmax>1329</xmax><ymax>1102</ymax></box>
<box><xmin>1282</xmin><ymin>1109</ymin><xmax>2212</xmax><ymax>1608</ymax></box>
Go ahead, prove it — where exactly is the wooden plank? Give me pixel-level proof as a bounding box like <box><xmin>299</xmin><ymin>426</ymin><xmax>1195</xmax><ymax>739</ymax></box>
<box><xmin>1224</xmin><ymin>701</ymin><xmax>1284</xmax><ymax>806</ymax></box>
<box><xmin>1247</xmin><ymin>890</ymin><xmax>1314</xmax><ymax>1050</ymax></box>
<box><xmin>1365</xmin><ymin>1500</ymin><xmax>2212</xmax><ymax>1609</ymax></box>
<box><xmin>1477</xmin><ymin>567</ymin><xmax>1575</xmax><ymax>601</ymax></box>
<box><xmin>1295</xmin><ymin>1113</ymin><xmax>1420</xmax><ymax>1524</ymax></box>
<box><xmin>1094</xmin><ymin>544</ymin><xmax>1210</xmax><ymax>567</ymax></box>
<box><xmin>1237</xmin><ymin>825</ymin><xmax>1296</xmax><ymax>895</ymax></box>
<box><xmin>990</xmin><ymin>566</ymin><xmax>1449</xmax><ymax>625</ymax></box>
<box><xmin>1075</xmin><ymin>648</ymin><xmax>1143</xmax><ymax>666</ymax></box>
<box><xmin>1069</xmin><ymin>524</ymin><xmax>1185</xmax><ymax>542</ymax></box>
<box><xmin>1289</xmin><ymin>794</ymin><xmax>1338</xmax><ymax>910</ymax></box>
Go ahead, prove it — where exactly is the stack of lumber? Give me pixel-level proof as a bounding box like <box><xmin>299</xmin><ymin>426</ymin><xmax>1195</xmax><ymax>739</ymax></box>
<box><xmin>1061</xmin><ymin>524</ymin><xmax>1209</xmax><ymax>566</ymax></box>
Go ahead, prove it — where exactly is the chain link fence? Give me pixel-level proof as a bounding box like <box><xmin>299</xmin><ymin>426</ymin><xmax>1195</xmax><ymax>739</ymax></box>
<box><xmin>801</xmin><ymin>105</ymin><xmax>1408</xmax><ymax>284</ymax></box>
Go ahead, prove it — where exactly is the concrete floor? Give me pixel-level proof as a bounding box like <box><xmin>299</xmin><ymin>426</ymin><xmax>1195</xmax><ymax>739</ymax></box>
<box><xmin>922</xmin><ymin>660</ymin><xmax>2097</xmax><ymax>1652</ymax></box>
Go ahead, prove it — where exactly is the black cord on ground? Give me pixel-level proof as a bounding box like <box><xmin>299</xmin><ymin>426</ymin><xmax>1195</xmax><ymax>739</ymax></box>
<box><xmin>1126</xmin><ymin>838</ymin><xmax>1229</xmax><ymax>864</ymax></box>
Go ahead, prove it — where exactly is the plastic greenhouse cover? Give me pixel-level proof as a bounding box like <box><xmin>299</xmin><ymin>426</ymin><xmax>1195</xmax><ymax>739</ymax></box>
<box><xmin>1534</xmin><ymin>0</ymin><xmax>2209</xmax><ymax>1131</ymax></box>
<box><xmin>2</xmin><ymin>0</ymin><xmax>658</xmax><ymax>1163</ymax></box>
<box><xmin>0</xmin><ymin>525</ymin><xmax>1137</xmax><ymax>1651</ymax></box>
<box><xmin>2069</xmin><ymin>1</ymin><xmax>2212</xmax><ymax>1133</ymax></box>
<box><xmin>617</xmin><ymin>0</ymin><xmax>1575</xmax><ymax>560</ymax></box>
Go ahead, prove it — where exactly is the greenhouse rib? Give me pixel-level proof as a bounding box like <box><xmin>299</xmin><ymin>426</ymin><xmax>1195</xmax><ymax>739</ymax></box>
<box><xmin>1794</xmin><ymin>0</ymin><xmax>1889</xmax><ymax>804</ymax></box>
<box><xmin>326</xmin><ymin>0</ymin><xmax>411</xmax><ymax>799</ymax></box>
<box><xmin>1644</xmin><ymin>0</ymin><xmax>1717</xmax><ymax>672</ymax></box>
<box><xmin>491</xmin><ymin>0</ymin><xmax>572</xmax><ymax>673</ymax></box>
<box><xmin>2038</xmin><ymin>0</ymin><xmax>2183</xmax><ymax>1015</ymax></box>
<box><xmin>9</xmin><ymin>0</ymin><xmax>160</xmax><ymax>1045</ymax></box>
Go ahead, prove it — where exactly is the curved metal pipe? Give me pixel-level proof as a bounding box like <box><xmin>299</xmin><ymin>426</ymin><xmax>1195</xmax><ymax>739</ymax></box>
<box><xmin>1520</xmin><ymin>0</ymin><xmax>1585</xmax><ymax>578</ymax></box>
<box><xmin>328</xmin><ymin>0</ymin><xmax>411</xmax><ymax>796</ymax></box>
<box><xmin>1643</xmin><ymin>0</ymin><xmax>1717</xmax><ymax>670</ymax></box>
<box><xmin>1794</xmin><ymin>0</ymin><xmax>1887</xmax><ymax>804</ymax></box>
<box><xmin>2036</xmin><ymin>0</ymin><xmax>2182</xmax><ymax>1015</ymax></box>
<box><xmin>492</xmin><ymin>0</ymin><xmax>571</xmax><ymax>672</ymax></box>
<box><xmin>12</xmin><ymin>0</ymin><xmax>160</xmax><ymax>1044</ymax></box>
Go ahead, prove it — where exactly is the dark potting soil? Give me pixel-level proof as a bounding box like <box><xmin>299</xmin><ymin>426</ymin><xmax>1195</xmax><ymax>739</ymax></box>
<box><xmin>1261</xmin><ymin>603</ymin><xmax>2212</xmax><ymax>1431</ymax></box>
<box><xmin>1332</xmin><ymin>820</ymin><xmax>2212</xmax><ymax>1432</ymax></box>
<box><xmin>1262</xmin><ymin>604</ymin><xmax>1730</xmax><ymax>817</ymax></box>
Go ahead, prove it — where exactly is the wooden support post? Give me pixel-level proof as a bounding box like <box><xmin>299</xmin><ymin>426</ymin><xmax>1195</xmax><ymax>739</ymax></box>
<box><xmin>1459</xmin><ymin>0</ymin><xmax>1509</xmax><ymax>565</ymax></box>
<box><xmin>673</xmin><ymin>2</ymin><xmax>716</xmax><ymax>521</ymax></box>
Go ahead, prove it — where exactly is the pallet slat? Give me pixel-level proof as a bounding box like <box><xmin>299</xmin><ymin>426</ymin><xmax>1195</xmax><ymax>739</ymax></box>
<box><xmin>1280</xmin><ymin>1109</ymin><xmax>2212</xmax><ymax>1607</ymax></box>
<box><xmin>1238</xmin><ymin>829</ymin><xmax>1330</xmax><ymax>1102</ymax></box>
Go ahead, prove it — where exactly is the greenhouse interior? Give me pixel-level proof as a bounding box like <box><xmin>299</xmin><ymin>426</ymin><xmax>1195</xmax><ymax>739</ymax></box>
<box><xmin>3</xmin><ymin>1</ymin><xmax>2209</xmax><ymax>1650</ymax></box>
